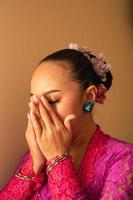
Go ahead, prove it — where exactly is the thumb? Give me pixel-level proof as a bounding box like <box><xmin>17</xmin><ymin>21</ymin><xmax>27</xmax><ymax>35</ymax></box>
<box><xmin>64</xmin><ymin>114</ymin><xmax>76</xmax><ymax>132</ymax></box>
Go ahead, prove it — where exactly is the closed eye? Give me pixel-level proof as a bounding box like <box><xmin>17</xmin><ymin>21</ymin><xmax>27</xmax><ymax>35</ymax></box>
<box><xmin>48</xmin><ymin>100</ymin><xmax>60</xmax><ymax>104</ymax></box>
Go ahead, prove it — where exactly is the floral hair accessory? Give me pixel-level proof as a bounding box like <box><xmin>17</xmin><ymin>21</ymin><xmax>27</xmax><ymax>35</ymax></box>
<box><xmin>68</xmin><ymin>42</ymin><xmax>111</xmax><ymax>82</ymax></box>
<box><xmin>95</xmin><ymin>84</ymin><xmax>107</xmax><ymax>104</ymax></box>
<box><xmin>68</xmin><ymin>42</ymin><xmax>112</xmax><ymax>104</ymax></box>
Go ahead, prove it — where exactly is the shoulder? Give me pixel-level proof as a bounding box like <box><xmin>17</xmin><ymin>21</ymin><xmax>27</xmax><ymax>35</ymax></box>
<box><xmin>96</xmin><ymin>125</ymin><xmax>133</xmax><ymax>170</ymax></box>
<box><xmin>92</xmin><ymin>125</ymin><xmax>133</xmax><ymax>164</ymax></box>
<box><xmin>103</xmin><ymin>135</ymin><xmax>133</xmax><ymax>195</ymax></box>
<box><xmin>96</xmin><ymin>125</ymin><xmax>133</xmax><ymax>161</ymax></box>
<box><xmin>98</xmin><ymin>134</ymin><xmax>133</xmax><ymax>198</ymax></box>
<box><xmin>100</xmin><ymin>129</ymin><xmax>133</xmax><ymax>176</ymax></box>
<box><xmin>104</xmin><ymin>132</ymin><xmax>133</xmax><ymax>159</ymax></box>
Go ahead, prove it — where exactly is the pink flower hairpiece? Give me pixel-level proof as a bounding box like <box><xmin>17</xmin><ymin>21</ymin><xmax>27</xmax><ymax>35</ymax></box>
<box><xmin>68</xmin><ymin>42</ymin><xmax>111</xmax><ymax>82</ymax></box>
<box><xmin>68</xmin><ymin>42</ymin><xmax>111</xmax><ymax>104</ymax></box>
<box><xmin>95</xmin><ymin>84</ymin><xmax>107</xmax><ymax>104</ymax></box>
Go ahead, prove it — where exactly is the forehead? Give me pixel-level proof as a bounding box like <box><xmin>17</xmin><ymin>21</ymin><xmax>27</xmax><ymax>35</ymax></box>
<box><xmin>31</xmin><ymin>61</ymin><xmax>78</xmax><ymax>96</ymax></box>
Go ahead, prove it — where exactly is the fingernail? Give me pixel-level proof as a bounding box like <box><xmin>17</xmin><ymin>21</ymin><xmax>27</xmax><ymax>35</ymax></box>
<box><xmin>33</xmin><ymin>95</ymin><xmax>38</xmax><ymax>102</ymax></box>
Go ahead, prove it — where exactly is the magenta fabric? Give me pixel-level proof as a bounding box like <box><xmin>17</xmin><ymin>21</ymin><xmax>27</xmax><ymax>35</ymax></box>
<box><xmin>0</xmin><ymin>124</ymin><xmax>133</xmax><ymax>199</ymax></box>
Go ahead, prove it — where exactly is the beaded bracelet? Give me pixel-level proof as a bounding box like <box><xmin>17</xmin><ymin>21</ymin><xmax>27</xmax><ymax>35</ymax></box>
<box><xmin>46</xmin><ymin>152</ymin><xmax>71</xmax><ymax>175</ymax></box>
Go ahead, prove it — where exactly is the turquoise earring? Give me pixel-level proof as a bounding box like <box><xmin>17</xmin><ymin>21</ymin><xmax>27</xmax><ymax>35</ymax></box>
<box><xmin>83</xmin><ymin>102</ymin><xmax>94</xmax><ymax>112</ymax></box>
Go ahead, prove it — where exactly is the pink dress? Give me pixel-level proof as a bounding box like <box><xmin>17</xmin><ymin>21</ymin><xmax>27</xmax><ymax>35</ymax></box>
<box><xmin>0</xmin><ymin>124</ymin><xmax>133</xmax><ymax>199</ymax></box>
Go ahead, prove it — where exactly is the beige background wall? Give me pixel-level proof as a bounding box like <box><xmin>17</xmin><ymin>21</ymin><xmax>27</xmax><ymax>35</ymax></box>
<box><xmin>0</xmin><ymin>0</ymin><xmax>133</xmax><ymax>188</ymax></box>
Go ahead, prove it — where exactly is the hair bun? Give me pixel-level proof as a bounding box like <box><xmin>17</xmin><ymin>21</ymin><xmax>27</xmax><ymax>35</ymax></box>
<box><xmin>68</xmin><ymin>42</ymin><xmax>112</xmax><ymax>84</ymax></box>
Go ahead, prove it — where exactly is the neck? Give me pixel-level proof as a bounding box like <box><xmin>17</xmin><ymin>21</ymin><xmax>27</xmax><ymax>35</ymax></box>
<box><xmin>70</xmin><ymin>113</ymin><xmax>97</xmax><ymax>155</ymax></box>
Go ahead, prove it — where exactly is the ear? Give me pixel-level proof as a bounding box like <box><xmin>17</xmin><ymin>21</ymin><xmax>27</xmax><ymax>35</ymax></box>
<box><xmin>83</xmin><ymin>85</ymin><xmax>97</xmax><ymax>102</ymax></box>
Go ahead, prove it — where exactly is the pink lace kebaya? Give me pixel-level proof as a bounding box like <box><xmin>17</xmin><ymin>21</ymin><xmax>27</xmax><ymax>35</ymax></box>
<box><xmin>0</xmin><ymin>124</ymin><xmax>133</xmax><ymax>199</ymax></box>
<box><xmin>0</xmin><ymin>43</ymin><xmax>132</xmax><ymax>199</ymax></box>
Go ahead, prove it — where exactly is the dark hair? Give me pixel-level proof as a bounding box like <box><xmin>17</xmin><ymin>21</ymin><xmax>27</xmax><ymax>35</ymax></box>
<box><xmin>38</xmin><ymin>49</ymin><xmax>113</xmax><ymax>91</ymax></box>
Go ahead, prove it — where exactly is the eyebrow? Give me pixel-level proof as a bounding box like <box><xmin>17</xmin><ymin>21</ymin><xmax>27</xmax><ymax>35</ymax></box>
<box><xmin>30</xmin><ymin>89</ymin><xmax>61</xmax><ymax>97</ymax></box>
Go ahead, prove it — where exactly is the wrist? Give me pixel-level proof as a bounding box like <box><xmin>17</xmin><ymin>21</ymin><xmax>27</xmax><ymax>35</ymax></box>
<box><xmin>46</xmin><ymin>152</ymin><xmax>72</xmax><ymax>175</ymax></box>
<box><xmin>33</xmin><ymin>163</ymin><xmax>45</xmax><ymax>175</ymax></box>
<box><xmin>46</xmin><ymin>150</ymin><xmax>70</xmax><ymax>161</ymax></box>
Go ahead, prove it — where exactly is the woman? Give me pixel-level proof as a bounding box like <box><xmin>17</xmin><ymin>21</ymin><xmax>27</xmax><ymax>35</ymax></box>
<box><xmin>0</xmin><ymin>42</ymin><xmax>133</xmax><ymax>199</ymax></box>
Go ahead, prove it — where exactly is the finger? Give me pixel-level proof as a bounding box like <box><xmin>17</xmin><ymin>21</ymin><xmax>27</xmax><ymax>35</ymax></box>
<box><xmin>64</xmin><ymin>114</ymin><xmax>76</xmax><ymax>132</ymax></box>
<box><xmin>30</xmin><ymin>110</ymin><xmax>42</xmax><ymax>139</ymax></box>
<box><xmin>32</xmin><ymin>95</ymin><xmax>42</xmax><ymax>105</ymax></box>
<box><xmin>40</xmin><ymin>96</ymin><xmax>63</xmax><ymax>128</ymax></box>
<box><xmin>26</xmin><ymin>113</ymin><xmax>35</xmax><ymax>141</ymax></box>
<box><xmin>27</xmin><ymin>113</ymin><xmax>36</xmax><ymax>132</ymax></box>
<box><xmin>28</xmin><ymin>102</ymin><xmax>36</xmax><ymax>113</ymax></box>
<box><xmin>28</xmin><ymin>102</ymin><xmax>46</xmax><ymax>131</ymax></box>
<box><xmin>28</xmin><ymin>101</ymin><xmax>41</xmax><ymax>118</ymax></box>
<box><xmin>26</xmin><ymin>113</ymin><xmax>33</xmax><ymax>131</ymax></box>
<box><xmin>32</xmin><ymin>95</ymin><xmax>52</xmax><ymax>123</ymax></box>
<box><xmin>26</xmin><ymin>113</ymin><xmax>41</xmax><ymax>154</ymax></box>
<box><xmin>32</xmin><ymin>94</ymin><xmax>58</xmax><ymax>125</ymax></box>
<box><xmin>39</xmin><ymin>102</ymin><xmax>53</xmax><ymax>132</ymax></box>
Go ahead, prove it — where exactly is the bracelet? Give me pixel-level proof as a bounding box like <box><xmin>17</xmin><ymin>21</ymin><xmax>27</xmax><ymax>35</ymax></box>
<box><xmin>46</xmin><ymin>152</ymin><xmax>71</xmax><ymax>175</ymax></box>
<box><xmin>46</xmin><ymin>156</ymin><xmax>59</xmax><ymax>166</ymax></box>
<box><xmin>46</xmin><ymin>152</ymin><xmax>70</xmax><ymax>168</ymax></box>
<box><xmin>46</xmin><ymin>156</ymin><xmax>70</xmax><ymax>175</ymax></box>
<box><xmin>46</xmin><ymin>152</ymin><xmax>70</xmax><ymax>166</ymax></box>
<box><xmin>46</xmin><ymin>157</ymin><xmax>68</xmax><ymax>175</ymax></box>
<box><xmin>15</xmin><ymin>169</ymin><xmax>36</xmax><ymax>181</ymax></box>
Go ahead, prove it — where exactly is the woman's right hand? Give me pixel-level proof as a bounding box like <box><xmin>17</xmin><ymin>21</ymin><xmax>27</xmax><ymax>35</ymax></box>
<box><xmin>25</xmin><ymin>99</ymin><xmax>46</xmax><ymax>175</ymax></box>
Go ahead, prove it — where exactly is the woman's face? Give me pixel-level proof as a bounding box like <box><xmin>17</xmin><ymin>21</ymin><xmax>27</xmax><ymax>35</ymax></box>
<box><xmin>30</xmin><ymin>61</ymin><xmax>86</xmax><ymax>129</ymax></box>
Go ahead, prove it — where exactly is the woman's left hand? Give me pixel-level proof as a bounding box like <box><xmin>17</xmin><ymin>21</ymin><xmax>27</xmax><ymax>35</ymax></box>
<box><xmin>30</xmin><ymin>95</ymin><xmax>76</xmax><ymax>161</ymax></box>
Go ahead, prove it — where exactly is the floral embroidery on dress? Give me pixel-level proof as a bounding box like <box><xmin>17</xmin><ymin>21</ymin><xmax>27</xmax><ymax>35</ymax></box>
<box><xmin>1</xmin><ymin>125</ymin><xmax>133</xmax><ymax>199</ymax></box>
<box><xmin>0</xmin><ymin>150</ymin><xmax>46</xmax><ymax>200</ymax></box>
<box><xmin>78</xmin><ymin>126</ymin><xmax>110</xmax><ymax>188</ymax></box>
<box><xmin>45</xmin><ymin>125</ymin><xmax>111</xmax><ymax>200</ymax></box>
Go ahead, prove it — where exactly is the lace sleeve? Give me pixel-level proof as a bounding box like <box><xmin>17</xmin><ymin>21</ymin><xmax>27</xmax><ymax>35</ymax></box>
<box><xmin>0</xmin><ymin>150</ymin><xmax>46</xmax><ymax>200</ymax></box>
<box><xmin>99</xmin><ymin>152</ymin><xmax>133</xmax><ymax>199</ymax></box>
<box><xmin>48</xmin><ymin>156</ymin><xmax>87</xmax><ymax>200</ymax></box>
